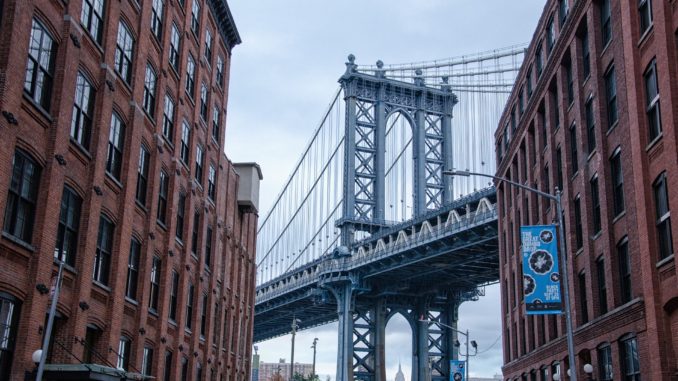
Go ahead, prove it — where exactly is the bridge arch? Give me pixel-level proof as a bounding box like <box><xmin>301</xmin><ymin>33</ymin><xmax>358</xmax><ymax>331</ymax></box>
<box><xmin>385</xmin><ymin>110</ymin><xmax>415</xmax><ymax>222</ymax></box>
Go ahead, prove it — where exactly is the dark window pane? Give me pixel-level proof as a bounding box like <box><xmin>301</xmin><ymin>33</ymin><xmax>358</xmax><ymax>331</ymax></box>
<box><xmin>3</xmin><ymin>150</ymin><xmax>41</xmax><ymax>243</ymax></box>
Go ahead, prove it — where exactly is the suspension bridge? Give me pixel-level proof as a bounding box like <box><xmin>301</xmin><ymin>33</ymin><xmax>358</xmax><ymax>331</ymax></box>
<box><xmin>253</xmin><ymin>45</ymin><xmax>525</xmax><ymax>381</ymax></box>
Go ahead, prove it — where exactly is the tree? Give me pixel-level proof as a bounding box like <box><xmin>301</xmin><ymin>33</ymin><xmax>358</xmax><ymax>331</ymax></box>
<box><xmin>292</xmin><ymin>372</ymin><xmax>320</xmax><ymax>381</ymax></box>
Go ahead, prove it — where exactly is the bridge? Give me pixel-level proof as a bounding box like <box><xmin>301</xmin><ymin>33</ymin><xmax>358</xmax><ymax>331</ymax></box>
<box><xmin>254</xmin><ymin>46</ymin><xmax>525</xmax><ymax>381</ymax></box>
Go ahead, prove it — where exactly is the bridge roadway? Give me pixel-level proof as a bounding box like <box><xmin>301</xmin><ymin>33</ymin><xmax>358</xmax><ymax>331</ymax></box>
<box><xmin>253</xmin><ymin>187</ymin><xmax>499</xmax><ymax>343</ymax></box>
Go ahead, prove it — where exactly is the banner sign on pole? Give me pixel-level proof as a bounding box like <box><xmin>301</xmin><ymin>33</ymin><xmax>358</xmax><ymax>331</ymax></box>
<box><xmin>449</xmin><ymin>360</ymin><xmax>465</xmax><ymax>381</ymax></box>
<box><xmin>521</xmin><ymin>225</ymin><xmax>562</xmax><ymax>315</ymax></box>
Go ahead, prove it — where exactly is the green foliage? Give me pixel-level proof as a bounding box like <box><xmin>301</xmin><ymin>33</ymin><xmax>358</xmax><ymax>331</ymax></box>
<box><xmin>292</xmin><ymin>372</ymin><xmax>320</xmax><ymax>381</ymax></box>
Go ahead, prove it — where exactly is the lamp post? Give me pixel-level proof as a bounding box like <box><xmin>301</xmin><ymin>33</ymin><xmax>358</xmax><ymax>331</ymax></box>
<box><xmin>290</xmin><ymin>317</ymin><xmax>301</xmax><ymax>381</ymax></box>
<box><xmin>311</xmin><ymin>338</ymin><xmax>318</xmax><ymax>379</ymax></box>
<box><xmin>444</xmin><ymin>169</ymin><xmax>577</xmax><ymax>381</ymax></box>
<box><xmin>36</xmin><ymin>260</ymin><xmax>65</xmax><ymax>381</ymax></box>
<box><xmin>419</xmin><ymin>319</ymin><xmax>476</xmax><ymax>380</ymax></box>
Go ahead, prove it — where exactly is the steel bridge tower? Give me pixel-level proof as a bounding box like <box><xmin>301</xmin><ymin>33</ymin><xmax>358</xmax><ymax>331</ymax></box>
<box><xmin>328</xmin><ymin>55</ymin><xmax>461</xmax><ymax>381</ymax></box>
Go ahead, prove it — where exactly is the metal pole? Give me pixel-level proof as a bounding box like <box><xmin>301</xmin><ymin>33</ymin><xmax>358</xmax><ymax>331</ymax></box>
<box><xmin>465</xmin><ymin>329</ymin><xmax>469</xmax><ymax>381</ymax></box>
<box><xmin>290</xmin><ymin>318</ymin><xmax>297</xmax><ymax>381</ymax></box>
<box><xmin>36</xmin><ymin>261</ymin><xmax>65</xmax><ymax>381</ymax></box>
<box><xmin>556</xmin><ymin>190</ymin><xmax>577</xmax><ymax>381</ymax></box>
<box><xmin>312</xmin><ymin>338</ymin><xmax>318</xmax><ymax>378</ymax></box>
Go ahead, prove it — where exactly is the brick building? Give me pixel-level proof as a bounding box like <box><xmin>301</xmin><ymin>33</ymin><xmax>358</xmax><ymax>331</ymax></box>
<box><xmin>0</xmin><ymin>0</ymin><xmax>261</xmax><ymax>380</ymax></box>
<box><xmin>495</xmin><ymin>0</ymin><xmax>677</xmax><ymax>379</ymax></box>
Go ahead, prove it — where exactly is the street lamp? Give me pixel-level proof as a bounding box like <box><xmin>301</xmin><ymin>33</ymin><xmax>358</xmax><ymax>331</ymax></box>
<box><xmin>311</xmin><ymin>338</ymin><xmax>319</xmax><ymax>379</ymax></box>
<box><xmin>444</xmin><ymin>169</ymin><xmax>577</xmax><ymax>381</ymax></box>
<box><xmin>419</xmin><ymin>318</ymin><xmax>476</xmax><ymax>381</ymax></box>
<box><xmin>290</xmin><ymin>317</ymin><xmax>301</xmax><ymax>381</ymax></box>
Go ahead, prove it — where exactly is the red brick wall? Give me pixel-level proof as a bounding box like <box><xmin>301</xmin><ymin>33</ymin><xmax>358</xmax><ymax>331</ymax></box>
<box><xmin>495</xmin><ymin>0</ymin><xmax>678</xmax><ymax>379</ymax></box>
<box><xmin>0</xmin><ymin>1</ymin><xmax>256</xmax><ymax>380</ymax></box>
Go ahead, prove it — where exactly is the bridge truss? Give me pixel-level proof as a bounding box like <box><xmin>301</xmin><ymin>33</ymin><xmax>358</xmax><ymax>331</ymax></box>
<box><xmin>254</xmin><ymin>45</ymin><xmax>525</xmax><ymax>381</ymax></box>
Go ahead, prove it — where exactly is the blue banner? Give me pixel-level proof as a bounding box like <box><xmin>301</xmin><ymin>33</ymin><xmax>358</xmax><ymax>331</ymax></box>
<box><xmin>449</xmin><ymin>360</ymin><xmax>465</xmax><ymax>381</ymax></box>
<box><xmin>521</xmin><ymin>225</ymin><xmax>562</xmax><ymax>315</ymax></box>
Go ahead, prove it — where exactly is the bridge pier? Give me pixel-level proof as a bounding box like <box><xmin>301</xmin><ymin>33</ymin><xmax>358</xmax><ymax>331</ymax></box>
<box><xmin>324</xmin><ymin>280</ymin><xmax>356</xmax><ymax>381</ymax></box>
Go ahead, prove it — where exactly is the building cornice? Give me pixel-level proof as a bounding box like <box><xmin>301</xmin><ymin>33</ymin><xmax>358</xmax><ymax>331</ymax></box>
<box><xmin>208</xmin><ymin>0</ymin><xmax>242</xmax><ymax>52</ymax></box>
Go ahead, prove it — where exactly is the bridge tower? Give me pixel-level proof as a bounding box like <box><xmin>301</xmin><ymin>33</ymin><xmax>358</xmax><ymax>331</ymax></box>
<box><xmin>328</xmin><ymin>55</ymin><xmax>461</xmax><ymax>381</ymax></box>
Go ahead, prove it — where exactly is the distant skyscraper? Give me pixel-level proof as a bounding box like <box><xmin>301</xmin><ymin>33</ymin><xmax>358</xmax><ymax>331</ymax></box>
<box><xmin>395</xmin><ymin>362</ymin><xmax>406</xmax><ymax>381</ymax></box>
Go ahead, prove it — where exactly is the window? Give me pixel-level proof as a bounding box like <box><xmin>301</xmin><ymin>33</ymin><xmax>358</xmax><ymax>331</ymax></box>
<box><xmin>518</xmin><ymin>87</ymin><xmax>524</xmax><ymax>116</ymax></box>
<box><xmin>149</xmin><ymin>256</ymin><xmax>161</xmax><ymax>311</ymax></box>
<box><xmin>590</xmin><ymin>176</ymin><xmax>601</xmax><ymax>234</ymax></box>
<box><xmin>143</xmin><ymin>64</ymin><xmax>157</xmax><ymax>117</ymax></box>
<box><xmin>81</xmin><ymin>0</ymin><xmax>105</xmax><ymax>44</ymax></box>
<box><xmin>569</xmin><ymin>123</ymin><xmax>578</xmax><ymax>174</ymax></box>
<box><xmin>604</xmin><ymin>65</ymin><xmax>618</xmax><ymax>128</ymax></box>
<box><xmin>157</xmin><ymin>171</ymin><xmax>169</xmax><ymax>224</ymax></box>
<box><xmin>180</xmin><ymin>357</ymin><xmax>188</xmax><ymax>381</ymax></box>
<box><xmin>205</xmin><ymin>226</ymin><xmax>213</xmax><ymax>269</ymax></box>
<box><xmin>3</xmin><ymin>149</ymin><xmax>41</xmax><ymax>243</ymax></box>
<box><xmin>522</xmin><ymin>66</ymin><xmax>533</xmax><ymax>101</ymax></box>
<box><xmin>195</xmin><ymin>145</ymin><xmax>204</xmax><ymax>184</ymax></box>
<box><xmin>644</xmin><ymin>59</ymin><xmax>661</xmax><ymax>141</ymax></box>
<box><xmin>211</xmin><ymin>106</ymin><xmax>220</xmax><ymax>142</ymax></box>
<box><xmin>601</xmin><ymin>0</ymin><xmax>612</xmax><ymax>46</ymax></box>
<box><xmin>136</xmin><ymin>145</ymin><xmax>150</xmax><ymax>206</ymax></box>
<box><xmin>186</xmin><ymin>283</ymin><xmax>194</xmax><ymax>330</ymax></box>
<box><xmin>162</xmin><ymin>95</ymin><xmax>175</xmax><ymax>142</ymax></box>
<box><xmin>71</xmin><ymin>72</ymin><xmax>95</xmax><ymax>150</ymax></box>
<box><xmin>546</xmin><ymin>17</ymin><xmax>555</xmax><ymax>54</ymax></box>
<box><xmin>24</xmin><ymin>18</ymin><xmax>57</xmax><ymax>110</ymax></box>
<box><xmin>578</xmin><ymin>271</ymin><xmax>588</xmax><ymax>324</ymax></box>
<box><xmin>620</xmin><ymin>336</ymin><xmax>641</xmax><ymax>380</ymax></box>
<box><xmin>93</xmin><ymin>215</ymin><xmax>113</xmax><ymax>285</ymax></box>
<box><xmin>200</xmin><ymin>83</ymin><xmax>208</xmax><ymax>121</ymax></box>
<box><xmin>535</xmin><ymin>44</ymin><xmax>543</xmax><ymax>78</ymax></box>
<box><xmin>169</xmin><ymin>270</ymin><xmax>179</xmax><ymax>321</ymax></box>
<box><xmin>163</xmin><ymin>351</ymin><xmax>173</xmax><ymax>381</ymax></box>
<box><xmin>212</xmin><ymin>302</ymin><xmax>220</xmax><ymax>343</ymax></box>
<box><xmin>574</xmin><ymin>196</ymin><xmax>583</xmax><ymax>249</ymax></box>
<box><xmin>83</xmin><ymin>326</ymin><xmax>101</xmax><ymax>364</ymax></box>
<box><xmin>191</xmin><ymin>211</ymin><xmax>200</xmax><ymax>255</ymax></box>
<box><xmin>618</xmin><ymin>238</ymin><xmax>632</xmax><ymax>303</ymax></box>
<box><xmin>142</xmin><ymin>346</ymin><xmax>154</xmax><ymax>376</ymax></box>
<box><xmin>551</xmin><ymin>85</ymin><xmax>559</xmax><ymax>130</ymax></box>
<box><xmin>204</xmin><ymin>29</ymin><xmax>212</xmax><ymax>63</ymax></box>
<box><xmin>596</xmin><ymin>257</ymin><xmax>607</xmax><ymax>315</ymax></box>
<box><xmin>196</xmin><ymin>364</ymin><xmax>202</xmax><ymax>381</ymax></box>
<box><xmin>115</xmin><ymin>21</ymin><xmax>134</xmax><ymax>83</ymax></box>
<box><xmin>581</xmin><ymin>27</ymin><xmax>590</xmax><ymax>79</ymax></box>
<box><xmin>169</xmin><ymin>24</ymin><xmax>180</xmax><ymax>72</ymax></box>
<box><xmin>565</xmin><ymin>59</ymin><xmax>573</xmax><ymax>105</ymax></box>
<box><xmin>176</xmin><ymin>193</ymin><xmax>186</xmax><ymax>240</ymax></box>
<box><xmin>106</xmin><ymin>113</ymin><xmax>125</xmax><ymax>180</ymax></box>
<box><xmin>207</xmin><ymin>165</ymin><xmax>216</xmax><ymax>201</ymax></box>
<box><xmin>610</xmin><ymin>149</ymin><xmax>624</xmax><ymax>216</ymax></box>
<box><xmin>653</xmin><ymin>172</ymin><xmax>673</xmax><ymax>260</ymax></box>
<box><xmin>125</xmin><ymin>238</ymin><xmax>141</xmax><ymax>300</ymax></box>
<box><xmin>216</xmin><ymin>55</ymin><xmax>224</xmax><ymax>87</ymax></box>
<box><xmin>117</xmin><ymin>337</ymin><xmax>131</xmax><ymax>370</ymax></box>
<box><xmin>510</xmin><ymin>106</ymin><xmax>516</xmax><ymax>133</ymax></box>
<box><xmin>179</xmin><ymin>121</ymin><xmax>191</xmax><ymax>165</ymax></box>
<box><xmin>598</xmin><ymin>344</ymin><xmax>613</xmax><ymax>381</ymax></box>
<box><xmin>638</xmin><ymin>0</ymin><xmax>652</xmax><ymax>36</ymax></box>
<box><xmin>585</xmin><ymin>97</ymin><xmax>596</xmax><ymax>154</ymax></box>
<box><xmin>556</xmin><ymin>147</ymin><xmax>563</xmax><ymax>191</ymax></box>
<box><xmin>559</xmin><ymin>0</ymin><xmax>568</xmax><ymax>25</ymax></box>
<box><xmin>0</xmin><ymin>294</ymin><xmax>21</xmax><ymax>380</ymax></box>
<box><xmin>54</xmin><ymin>186</ymin><xmax>82</xmax><ymax>266</ymax></box>
<box><xmin>186</xmin><ymin>54</ymin><xmax>196</xmax><ymax>98</ymax></box>
<box><xmin>191</xmin><ymin>0</ymin><xmax>201</xmax><ymax>35</ymax></box>
<box><xmin>200</xmin><ymin>293</ymin><xmax>208</xmax><ymax>337</ymax></box>
<box><xmin>151</xmin><ymin>0</ymin><xmax>164</xmax><ymax>40</ymax></box>
<box><xmin>539</xmin><ymin>109</ymin><xmax>547</xmax><ymax>149</ymax></box>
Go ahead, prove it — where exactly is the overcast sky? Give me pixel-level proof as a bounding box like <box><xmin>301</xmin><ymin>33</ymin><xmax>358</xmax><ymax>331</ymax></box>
<box><xmin>224</xmin><ymin>1</ymin><xmax>545</xmax><ymax>379</ymax></box>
